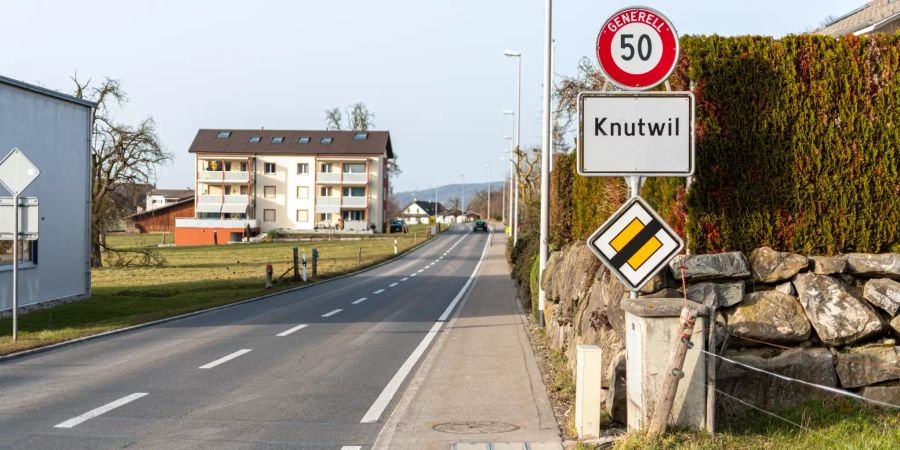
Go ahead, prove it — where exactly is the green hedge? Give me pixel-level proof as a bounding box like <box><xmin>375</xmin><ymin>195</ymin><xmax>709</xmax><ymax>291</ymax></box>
<box><xmin>556</xmin><ymin>34</ymin><xmax>900</xmax><ymax>254</ymax></box>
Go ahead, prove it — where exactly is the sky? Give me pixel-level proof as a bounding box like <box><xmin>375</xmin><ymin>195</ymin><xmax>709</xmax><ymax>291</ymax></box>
<box><xmin>0</xmin><ymin>0</ymin><xmax>862</xmax><ymax>192</ymax></box>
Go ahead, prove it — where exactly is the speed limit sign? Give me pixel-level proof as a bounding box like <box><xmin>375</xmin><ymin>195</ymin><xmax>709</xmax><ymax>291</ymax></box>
<box><xmin>596</xmin><ymin>6</ymin><xmax>679</xmax><ymax>91</ymax></box>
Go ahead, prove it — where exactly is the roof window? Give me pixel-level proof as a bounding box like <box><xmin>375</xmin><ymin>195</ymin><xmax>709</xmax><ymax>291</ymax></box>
<box><xmin>320</xmin><ymin>137</ymin><xmax>333</xmax><ymax>144</ymax></box>
<box><xmin>353</xmin><ymin>132</ymin><xmax>368</xmax><ymax>140</ymax></box>
<box><xmin>271</xmin><ymin>136</ymin><xmax>284</xmax><ymax>144</ymax></box>
<box><xmin>249</xmin><ymin>136</ymin><xmax>261</xmax><ymax>144</ymax></box>
<box><xmin>298</xmin><ymin>136</ymin><xmax>310</xmax><ymax>144</ymax></box>
<box><xmin>216</xmin><ymin>131</ymin><xmax>231</xmax><ymax>139</ymax></box>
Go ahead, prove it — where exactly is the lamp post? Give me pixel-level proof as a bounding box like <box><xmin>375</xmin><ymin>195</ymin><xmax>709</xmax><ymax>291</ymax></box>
<box><xmin>504</xmin><ymin>50</ymin><xmax>522</xmax><ymax>246</ymax></box>
<box><xmin>537</xmin><ymin>0</ymin><xmax>552</xmax><ymax>328</ymax></box>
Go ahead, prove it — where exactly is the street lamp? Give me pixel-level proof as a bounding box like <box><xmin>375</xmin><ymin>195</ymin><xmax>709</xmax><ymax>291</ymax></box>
<box><xmin>537</xmin><ymin>0</ymin><xmax>552</xmax><ymax>329</ymax></box>
<box><xmin>504</xmin><ymin>49</ymin><xmax>522</xmax><ymax>246</ymax></box>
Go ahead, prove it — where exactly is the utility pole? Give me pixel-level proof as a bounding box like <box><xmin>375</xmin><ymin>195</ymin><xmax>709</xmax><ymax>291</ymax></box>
<box><xmin>537</xmin><ymin>0</ymin><xmax>552</xmax><ymax>328</ymax></box>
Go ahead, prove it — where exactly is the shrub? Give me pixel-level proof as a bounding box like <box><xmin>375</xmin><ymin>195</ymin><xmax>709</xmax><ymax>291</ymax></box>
<box><xmin>509</xmin><ymin>230</ymin><xmax>540</xmax><ymax>309</ymax></box>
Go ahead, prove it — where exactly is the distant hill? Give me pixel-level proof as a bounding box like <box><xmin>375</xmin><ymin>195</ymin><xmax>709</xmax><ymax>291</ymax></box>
<box><xmin>394</xmin><ymin>181</ymin><xmax>506</xmax><ymax>209</ymax></box>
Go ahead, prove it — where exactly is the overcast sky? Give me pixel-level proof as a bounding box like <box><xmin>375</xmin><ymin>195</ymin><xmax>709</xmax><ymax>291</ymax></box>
<box><xmin>0</xmin><ymin>0</ymin><xmax>861</xmax><ymax>192</ymax></box>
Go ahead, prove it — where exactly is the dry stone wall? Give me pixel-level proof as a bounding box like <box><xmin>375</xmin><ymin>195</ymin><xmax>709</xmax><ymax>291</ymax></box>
<box><xmin>539</xmin><ymin>242</ymin><xmax>900</xmax><ymax>422</ymax></box>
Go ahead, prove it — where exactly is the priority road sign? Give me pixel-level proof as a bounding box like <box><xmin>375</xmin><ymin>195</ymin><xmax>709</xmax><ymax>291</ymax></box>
<box><xmin>0</xmin><ymin>148</ymin><xmax>40</xmax><ymax>196</ymax></box>
<box><xmin>595</xmin><ymin>6</ymin><xmax>679</xmax><ymax>91</ymax></box>
<box><xmin>587</xmin><ymin>196</ymin><xmax>683</xmax><ymax>291</ymax></box>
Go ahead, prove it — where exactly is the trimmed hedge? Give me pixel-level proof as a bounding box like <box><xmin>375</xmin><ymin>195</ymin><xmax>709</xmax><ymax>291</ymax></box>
<box><xmin>555</xmin><ymin>34</ymin><xmax>900</xmax><ymax>254</ymax></box>
<box><xmin>509</xmin><ymin>230</ymin><xmax>540</xmax><ymax>310</ymax></box>
<box><xmin>549</xmin><ymin>153</ymin><xmax>574</xmax><ymax>248</ymax></box>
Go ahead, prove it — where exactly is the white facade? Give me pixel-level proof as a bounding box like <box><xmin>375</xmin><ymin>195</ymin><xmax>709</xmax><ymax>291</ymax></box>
<box><xmin>0</xmin><ymin>76</ymin><xmax>94</xmax><ymax>312</ymax></box>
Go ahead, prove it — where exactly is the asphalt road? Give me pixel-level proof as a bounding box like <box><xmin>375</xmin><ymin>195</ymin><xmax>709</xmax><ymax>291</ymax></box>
<box><xmin>0</xmin><ymin>224</ymin><xmax>491</xmax><ymax>449</ymax></box>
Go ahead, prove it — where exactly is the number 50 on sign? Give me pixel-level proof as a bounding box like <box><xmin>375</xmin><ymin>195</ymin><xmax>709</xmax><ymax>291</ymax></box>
<box><xmin>596</xmin><ymin>6</ymin><xmax>679</xmax><ymax>91</ymax></box>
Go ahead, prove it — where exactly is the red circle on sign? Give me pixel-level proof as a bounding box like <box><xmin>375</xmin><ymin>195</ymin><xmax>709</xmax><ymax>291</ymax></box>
<box><xmin>596</xmin><ymin>7</ymin><xmax>679</xmax><ymax>90</ymax></box>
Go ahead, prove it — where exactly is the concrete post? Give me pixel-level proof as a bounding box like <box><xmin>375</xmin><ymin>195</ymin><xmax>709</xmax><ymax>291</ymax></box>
<box><xmin>575</xmin><ymin>344</ymin><xmax>603</xmax><ymax>439</ymax></box>
<box><xmin>265</xmin><ymin>264</ymin><xmax>273</xmax><ymax>288</ymax></box>
<box><xmin>292</xmin><ymin>247</ymin><xmax>300</xmax><ymax>281</ymax></box>
<box><xmin>623</xmin><ymin>298</ymin><xmax>708</xmax><ymax>432</ymax></box>
<box><xmin>394</xmin><ymin>239</ymin><xmax>398</xmax><ymax>256</ymax></box>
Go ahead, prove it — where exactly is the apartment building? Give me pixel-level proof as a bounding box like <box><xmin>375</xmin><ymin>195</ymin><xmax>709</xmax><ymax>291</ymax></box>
<box><xmin>175</xmin><ymin>129</ymin><xmax>393</xmax><ymax>245</ymax></box>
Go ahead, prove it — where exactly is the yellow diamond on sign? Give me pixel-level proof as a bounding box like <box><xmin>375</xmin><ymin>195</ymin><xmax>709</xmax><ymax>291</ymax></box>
<box><xmin>587</xmin><ymin>196</ymin><xmax>684</xmax><ymax>291</ymax></box>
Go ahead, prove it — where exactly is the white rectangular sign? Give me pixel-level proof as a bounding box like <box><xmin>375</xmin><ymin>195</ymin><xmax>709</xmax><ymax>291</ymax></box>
<box><xmin>0</xmin><ymin>197</ymin><xmax>39</xmax><ymax>240</ymax></box>
<box><xmin>578</xmin><ymin>91</ymin><xmax>695</xmax><ymax>176</ymax></box>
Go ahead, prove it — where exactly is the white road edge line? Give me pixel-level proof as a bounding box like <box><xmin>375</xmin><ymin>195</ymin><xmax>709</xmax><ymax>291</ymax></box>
<box><xmin>374</xmin><ymin>289</ymin><xmax>386</xmax><ymax>294</ymax></box>
<box><xmin>54</xmin><ymin>393</ymin><xmax>149</xmax><ymax>429</ymax></box>
<box><xmin>352</xmin><ymin>297</ymin><xmax>368</xmax><ymax>305</ymax></box>
<box><xmin>199</xmin><ymin>349</ymin><xmax>253</xmax><ymax>369</ymax></box>
<box><xmin>360</xmin><ymin>232</ymin><xmax>490</xmax><ymax>424</ymax></box>
<box><xmin>276</xmin><ymin>324</ymin><xmax>308</xmax><ymax>337</ymax></box>
<box><xmin>321</xmin><ymin>309</ymin><xmax>343</xmax><ymax>318</ymax></box>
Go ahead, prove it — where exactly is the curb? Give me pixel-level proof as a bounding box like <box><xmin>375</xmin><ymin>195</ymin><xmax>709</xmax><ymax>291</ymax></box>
<box><xmin>0</xmin><ymin>230</ymin><xmax>449</xmax><ymax>364</ymax></box>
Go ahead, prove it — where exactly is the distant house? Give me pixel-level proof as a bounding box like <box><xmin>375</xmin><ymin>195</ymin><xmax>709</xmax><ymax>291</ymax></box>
<box><xmin>130</xmin><ymin>195</ymin><xmax>195</xmax><ymax>233</ymax></box>
<box><xmin>401</xmin><ymin>200</ymin><xmax>445</xmax><ymax>225</ymax></box>
<box><xmin>146</xmin><ymin>188</ymin><xmax>194</xmax><ymax>212</ymax></box>
<box><xmin>435</xmin><ymin>209</ymin><xmax>479</xmax><ymax>224</ymax></box>
<box><xmin>815</xmin><ymin>0</ymin><xmax>900</xmax><ymax>36</ymax></box>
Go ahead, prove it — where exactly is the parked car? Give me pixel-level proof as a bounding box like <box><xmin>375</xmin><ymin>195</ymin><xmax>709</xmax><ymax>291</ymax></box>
<box><xmin>473</xmin><ymin>220</ymin><xmax>488</xmax><ymax>232</ymax></box>
<box><xmin>389</xmin><ymin>219</ymin><xmax>408</xmax><ymax>233</ymax></box>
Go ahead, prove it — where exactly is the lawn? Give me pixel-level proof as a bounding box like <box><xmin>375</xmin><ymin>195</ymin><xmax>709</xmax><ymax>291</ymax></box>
<box><xmin>612</xmin><ymin>398</ymin><xmax>900</xmax><ymax>450</ymax></box>
<box><xmin>0</xmin><ymin>230</ymin><xmax>436</xmax><ymax>356</ymax></box>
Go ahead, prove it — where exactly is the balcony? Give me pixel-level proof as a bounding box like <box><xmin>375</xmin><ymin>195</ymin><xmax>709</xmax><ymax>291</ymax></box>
<box><xmin>316</xmin><ymin>196</ymin><xmax>340</xmax><ymax>214</ymax></box>
<box><xmin>199</xmin><ymin>171</ymin><xmax>249</xmax><ymax>183</ymax></box>
<box><xmin>317</xmin><ymin>172</ymin><xmax>341</xmax><ymax>184</ymax></box>
<box><xmin>176</xmin><ymin>218</ymin><xmax>258</xmax><ymax>229</ymax></box>
<box><xmin>198</xmin><ymin>194</ymin><xmax>248</xmax><ymax>204</ymax></box>
<box><xmin>342</xmin><ymin>196</ymin><xmax>367</xmax><ymax>208</ymax></box>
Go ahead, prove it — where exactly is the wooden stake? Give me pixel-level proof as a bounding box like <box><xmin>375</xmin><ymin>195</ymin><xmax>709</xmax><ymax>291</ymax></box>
<box><xmin>706</xmin><ymin>306</ymin><xmax>717</xmax><ymax>435</ymax></box>
<box><xmin>647</xmin><ymin>306</ymin><xmax>698</xmax><ymax>437</ymax></box>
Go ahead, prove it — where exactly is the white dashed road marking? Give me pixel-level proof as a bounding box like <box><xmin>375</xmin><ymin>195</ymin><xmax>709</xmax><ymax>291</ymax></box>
<box><xmin>352</xmin><ymin>297</ymin><xmax>367</xmax><ymax>305</ymax></box>
<box><xmin>374</xmin><ymin>289</ymin><xmax>386</xmax><ymax>294</ymax></box>
<box><xmin>200</xmin><ymin>349</ymin><xmax>252</xmax><ymax>369</ymax></box>
<box><xmin>389</xmin><ymin>282</ymin><xmax>398</xmax><ymax>287</ymax></box>
<box><xmin>54</xmin><ymin>393</ymin><xmax>148</xmax><ymax>429</ymax></box>
<box><xmin>276</xmin><ymin>324</ymin><xmax>308</xmax><ymax>337</ymax></box>
<box><xmin>401</xmin><ymin>277</ymin><xmax>408</xmax><ymax>282</ymax></box>
<box><xmin>321</xmin><ymin>309</ymin><xmax>343</xmax><ymax>318</ymax></box>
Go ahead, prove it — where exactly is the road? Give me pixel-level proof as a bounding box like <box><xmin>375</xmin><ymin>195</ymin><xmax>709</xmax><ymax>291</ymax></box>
<box><xmin>0</xmin><ymin>225</ymin><xmax>491</xmax><ymax>449</ymax></box>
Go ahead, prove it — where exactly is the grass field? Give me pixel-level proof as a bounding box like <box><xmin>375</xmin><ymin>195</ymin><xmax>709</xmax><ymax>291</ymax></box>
<box><xmin>611</xmin><ymin>398</ymin><xmax>899</xmax><ymax>450</ymax></box>
<box><xmin>0</xmin><ymin>228</ymin><xmax>438</xmax><ymax>356</ymax></box>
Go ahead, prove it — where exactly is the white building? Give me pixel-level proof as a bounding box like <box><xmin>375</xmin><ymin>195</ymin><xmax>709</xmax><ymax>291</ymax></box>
<box><xmin>176</xmin><ymin>129</ymin><xmax>393</xmax><ymax>245</ymax></box>
<box><xmin>400</xmin><ymin>200</ymin><xmax>445</xmax><ymax>225</ymax></box>
<box><xmin>145</xmin><ymin>188</ymin><xmax>194</xmax><ymax>212</ymax></box>
<box><xmin>0</xmin><ymin>75</ymin><xmax>94</xmax><ymax>313</ymax></box>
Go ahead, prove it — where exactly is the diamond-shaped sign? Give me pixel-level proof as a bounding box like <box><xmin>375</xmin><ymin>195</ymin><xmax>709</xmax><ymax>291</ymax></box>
<box><xmin>0</xmin><ymin>148</ymin><xmax>40</xmax><ymax>195</ymax></box>
<box><xmin>587</xmin><ymin>196</ymin><xmax>684</xmax><ymax>292</ymax></box>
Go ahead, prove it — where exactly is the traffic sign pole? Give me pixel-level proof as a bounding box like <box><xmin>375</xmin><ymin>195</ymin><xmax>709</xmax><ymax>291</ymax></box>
<box><xmin>12</xmin><ymin>193</ymin><xmax>18</xmax><ymax>342</ymax></box>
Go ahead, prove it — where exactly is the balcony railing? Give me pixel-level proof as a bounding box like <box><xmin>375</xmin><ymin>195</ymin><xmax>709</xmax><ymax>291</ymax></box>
<box><xmin>317</xmin><ymin>172</ymin><xmax>341</xmax><ymax>183</ymax></box>
<box><xmin>341</xmin><ymin>173</ymin><xmax>367</xmax><ymax>184</ymax></box>
<box><xmin>342</xmin><ymin>196</ymin><xmax>367</xmax><ymax>207</ymax></box>
<box><xmin>316</xmin><ymin>196</ymin><xmax>341</xmax><ymax>206</ymax></box>
<box><xmin>176</xmin><ymin>218</ymin><xmax>258</xmax><ymax>228</ymax></box>
<box><xmin>198</xmin><ymin>194</ymin><xmax>249</xmax><ymax>204</ymax></box>
<box><xmin>198</xmin><ymin>171</ymin><xmax>249</xmax><ymax>182</ymax></box>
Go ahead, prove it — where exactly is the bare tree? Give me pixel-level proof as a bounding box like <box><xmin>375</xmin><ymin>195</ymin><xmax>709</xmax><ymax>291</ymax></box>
<box><xmin>73</xmin><ymin>76</ymin><xmax>171</xmax><ymax>267</ymax></box>
<box><xmin>447</xmin><ymin>197</ymin><xmax>461</xmax><ymax>211</ymax></box>
<box><xmin>347</xmin><ymin>102</ymin><xmax>375</xmax><ymax>131</ymax></box>
<box><xmin>514</xmin><ymin>147</ymin><xmax>542</xmax><ymax>232</ymax></box>
<box><xmin>325</xmin><ymin>108</ymin><xmax>343</xmax><ymax>130</ymax></box>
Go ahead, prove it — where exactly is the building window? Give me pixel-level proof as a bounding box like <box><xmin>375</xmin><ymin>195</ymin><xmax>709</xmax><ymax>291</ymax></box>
<box><xmin>249</xmin><ymin>136</ymin><xmax>262</xmax><ymax>144</ymax></box>
<box><xmin>216</xmin><ymin>131</ymin><xmax>232</xmax><ymax>139</ymax></box>
<box><xmin>0</xmin><ymin>240</ymin><xmax>36</xmax><ymax>266</ymax></box>
<box><xmin>296</xmin><ymin>209</ymin><xmax>309</xmax><ymax>222</ymax></box>
<box><xmin>297</xmin><ymin>163</ymin><xmax>309</xmax><ymax>174</ymax></box>
<box><xmin>224</xmin><ymin>161</ymin><xmax>232</xmax><ymax>171</ymax></box>
<box><xmin>240</xmin><ymin>185</ymin><xmax>249</xmax><ymax>195</ymax></box>
<box><xmin>264</xmin><ymin>186</ymin><xmax>276</xmax><ymax>198</ymax></box>
<box><xmin>320</xmin><ymin>137</ymin><xmax>333</xmax><ymax>144</ymax></box>
<box><xmin>353</xmin><ymin>132</ymin><xmax>368</xmax><ymax>140</ymax></box>
<box><xmin>297</xmin><ymin>186</ymin><xmax>309</xmax><ymax>199</ymax></box>
<box><xmin>264</xmin><ymin>163</ymin><xmax>276</xmax><ymax>174</ymax></box>
<box><xmin>206</xmin><ymin>160</ymin><xmax>222</xmax><ymax>171</ymax></box>
<box><xmin>320</xmin><ymin>162</ymin><xmax>333</xmax><ymax>173</ymax></box>
<box><xmin>343</xmin><ymin>163</ymin><xmax>366</xmax><ymax>173</ymax></box>
<box><xmin>298</xmin><ymin>136</ymin><xmax>310</xmax><ymax>144</ymax></box>
<box><xmin>342</xmin><ymin>187</ymin><xmax>365</xmax><ymax>197</ymax></box>
<box><xmin>342</xmin><ymin>210</ymin><xmax>365</xmax><ymax>221</ymax></box>
<box><xmin>320</xmin><ymin>186</ymin><xmax>333</xmax><ymax>196</ymax></box>
<box><xmin>264</xmin><ymin>209</ymin><xmax>276</xmax><ymax>222</ymax></box>
<box><xmin>240</xmin><ymin>161</ymin><xmax>248</xmax><ymax>171</ymax></box>
<box><xmin>271</xmin><ymin>136</ymin><xmax>284</xmax><ymax>144</ymax></box>
<box><xmin>224</xmin><ymin>185</ymin><xmax>233</xmax><ymax>195</ymax></box>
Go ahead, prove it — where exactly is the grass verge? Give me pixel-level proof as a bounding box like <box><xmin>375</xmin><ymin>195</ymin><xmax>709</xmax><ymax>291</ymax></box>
<box><xmin>0</xmin><ymin>230</ymin><xmax>435</xmax><ymax>356</ymax></box>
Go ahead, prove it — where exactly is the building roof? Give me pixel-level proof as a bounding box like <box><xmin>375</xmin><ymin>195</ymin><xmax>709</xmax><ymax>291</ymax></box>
<box><xmin>188</xmin><ymin>129</ymin><xmax>393</xmax><ymax>158</ymax></box>
<box><xmin>402</xmin><ymin>200</ymin><xmax>445</xmax><ymax>216</ymax></box>
<box><xmin>814</xmin><ymin>0</ymin><xmax>900</xmax><ymax>36</ymax></box>
<box><xmin>150</xmin><ymin>188</ymin><xmax>194</xmax><ymax>200</ymax></box>
<box><xmin>130</xmin><ymin>195</ymin><xmax>195</xmax><ymax>220</ymax></box>
<box><xmin>0</xmin><ymin>74</ymin><xmax>97</xmax><ymax>108</ymax></box>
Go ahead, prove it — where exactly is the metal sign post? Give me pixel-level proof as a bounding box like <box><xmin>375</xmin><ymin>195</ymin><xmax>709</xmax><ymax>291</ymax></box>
<box><xmin>0</xmin><ymin>148</ymin><xmax>41</xmax><ymax>342</ymax></box>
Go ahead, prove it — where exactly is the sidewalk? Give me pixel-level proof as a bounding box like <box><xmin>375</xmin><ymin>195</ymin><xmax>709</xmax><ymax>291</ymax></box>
<box><xmin>374</xmin><ymin>232</ymin><xmax>562</xmax><ymax>449</ymax></box>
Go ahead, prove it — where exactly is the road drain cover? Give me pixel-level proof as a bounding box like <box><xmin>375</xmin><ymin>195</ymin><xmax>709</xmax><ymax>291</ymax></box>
<box><xmin>433</xmin><ymin>421</ymin><xmax>520</xmax><ymax>434</ymax></box>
